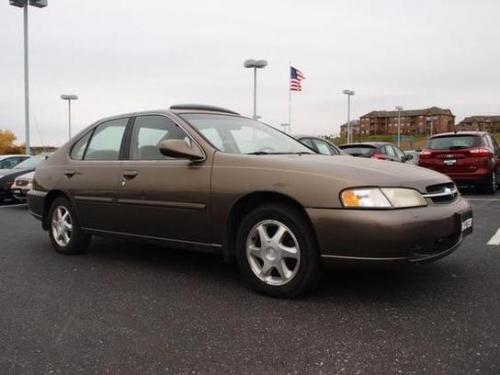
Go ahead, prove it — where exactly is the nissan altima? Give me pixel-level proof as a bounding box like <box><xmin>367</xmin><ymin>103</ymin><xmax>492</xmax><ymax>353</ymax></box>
<box><xmin>28</xmin><ymin>105</ymin><xmax>473</xmax><ymax>297</ymax></box>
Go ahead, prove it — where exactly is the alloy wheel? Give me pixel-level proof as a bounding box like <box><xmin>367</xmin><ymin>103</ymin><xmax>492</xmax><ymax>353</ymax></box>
<box><xmin>246</xmin><ymin>219</ymin><xmax>301</xmax><ymax>286</ymax></box>
<box><xmin>51</xmin><ymin>206</ymin><xmax>73</xmax><ymax>247</ymax></box>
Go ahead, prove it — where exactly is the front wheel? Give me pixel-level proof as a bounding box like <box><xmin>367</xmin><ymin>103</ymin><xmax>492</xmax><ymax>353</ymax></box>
<box><xmin>236</xmin><ymin>203</ymin><xmax>322</xmax><ymax>298</ymax></box>
<box><xmin>48</xmin><ymin>197</ymin><xmax>91</xmax><ymax>254</ymax></box>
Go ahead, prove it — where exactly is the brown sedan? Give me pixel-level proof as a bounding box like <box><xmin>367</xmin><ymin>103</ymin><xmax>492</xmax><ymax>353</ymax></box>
<box><xmin>28</xmin><ymin>105</ymin><xmax>473</xmax><ymax>297</ymax></box>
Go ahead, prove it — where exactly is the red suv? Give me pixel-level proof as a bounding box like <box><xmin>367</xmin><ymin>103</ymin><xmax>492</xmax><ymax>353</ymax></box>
<box><xmin>418</xmin><ymin>131</ymin><xmax>500</xmax><ymax>194</ymax></box>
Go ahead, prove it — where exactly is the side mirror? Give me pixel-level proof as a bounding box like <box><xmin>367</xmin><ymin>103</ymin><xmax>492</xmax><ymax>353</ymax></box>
<box><xmin>159</xmin><ymin>139</ymin><xmax>204</xmax><ymax>161</ymax></box>
<box><xmin>404</xmin><ymin>154</ymin><xmax>414</xmax><ymax>161</ymax></box>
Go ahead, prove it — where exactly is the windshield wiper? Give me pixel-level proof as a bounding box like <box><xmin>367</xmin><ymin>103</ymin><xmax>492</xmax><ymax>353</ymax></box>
<box><xmin>247</xmin><ymin>151</ymin><xmax>272</xmax><ymax>155</ymax></box>
<box><xmin>247</xmin><ymin>151</ymin><xmax>314</xmax><ymax>155</ymax></box>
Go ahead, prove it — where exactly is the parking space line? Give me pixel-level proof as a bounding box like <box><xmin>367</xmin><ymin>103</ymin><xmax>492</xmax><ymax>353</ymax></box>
<box><xmin>487</xmin><ymin>229</ymin><xmax>500</xmax><ymax>246</ymax></box>
<box><xmin>465</xmin><ymin>198</ymin><xmax>500</xmax><ymax>202</ymax></box>
<box><xmin>0</xmin><ymin>203</ymin><xmax>27</xmax><ymax>208</ymax></box>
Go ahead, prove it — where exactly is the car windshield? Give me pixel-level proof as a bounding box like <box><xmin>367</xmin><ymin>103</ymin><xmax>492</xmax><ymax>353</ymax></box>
<box><xmin>181</xmin><ymin>114</ymin><xmax>313</xmax><ymax>155</ymax></box>
<box><xmin>339</xmin><ymin>145</ymin><xmax>376</xmax><ymax>156</ymax></box>
<box><xmin>13</xmin><ymin>156</ymin><xmax>43</xmax><ymax>170</ymax></box>
<box><xmin>427</xmin><ymin>135</ymin><xmax>480</xmax><ymax>150</ymax></box>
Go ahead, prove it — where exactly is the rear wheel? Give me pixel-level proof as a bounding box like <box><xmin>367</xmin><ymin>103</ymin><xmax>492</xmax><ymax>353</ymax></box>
<box><xmin>236</xmin><ymin>203</ymin><xmax>322</xmax><ymax>298</ymax></box>
<box><xmin>482</xmin><ymin>170</ymin><xmax>497</xmax><ymax>194</ymax></box>
<box><xmin>48</xmin><ymin>197</ymin><xmax>90</xmax><ymax>254</ymax></box>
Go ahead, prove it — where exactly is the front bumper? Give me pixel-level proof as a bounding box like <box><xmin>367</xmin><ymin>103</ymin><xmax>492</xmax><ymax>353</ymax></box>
<box><xmin>307</xmin><ymin>196</ymin><xmax>472</xmax><ymax>265</ymax></box>
<box><xmin>11</xmin><ymin>187</ymin><xmax>31</xmax><ymax>201</ymax></box>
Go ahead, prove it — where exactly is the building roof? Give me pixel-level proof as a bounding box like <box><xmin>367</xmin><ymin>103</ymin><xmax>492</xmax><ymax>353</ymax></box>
<box><xmin>360</xmin><ymin>106</ymin><xmax>454</xmax><ymax>119</ymax></box>
<box><xmin>459</xmin><ymin>115</ymin><xmax>500</xmax><ymax>124</ymax></box>
<box><xmin>339</xmin><ymin>120</ymin><xmax>360</xmax><ymax>128</ymax></box>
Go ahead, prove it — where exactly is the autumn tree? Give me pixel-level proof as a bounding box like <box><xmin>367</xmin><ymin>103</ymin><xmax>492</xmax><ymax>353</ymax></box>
<box><xmin>0</xmin><ymin>130</ymin><xmax>24</xmax><ymax>154</ymax></box>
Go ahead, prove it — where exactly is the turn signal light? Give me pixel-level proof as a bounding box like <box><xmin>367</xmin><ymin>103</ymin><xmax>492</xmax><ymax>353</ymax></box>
<box><xmin>419</xmin><ymin>149</ymin><xmax>433</xmax><ymax>159</ymax></box>
<box><xmin>468</xmin><ymin>148</ymin><xmax>491</xmax><ymax>157</ymax></box>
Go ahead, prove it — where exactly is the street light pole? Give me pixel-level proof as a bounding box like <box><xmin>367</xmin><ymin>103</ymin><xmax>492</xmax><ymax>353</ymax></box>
<box><xmin>61</xmin><ymin>94</ymin><xmax>78</xmax><ymax>139</ymax></box>
<box><xmin>23</xmin><ymin>3</ymin><xmax>30</xmax><ymax>154</ymax></box>
<box><xmin>9</xmin><ymin>0</ymin><xmax>48</xmax><ymax>155</ymax></box>
<box><xmin>244</xmin><ymin>59</ymin><xmax>268</xmax><ymax>120</ymax></box>
<box><xmin>343</xmin><ymin>90</ymin><xmax>355</xmax><ymax>143</ymax></box>
<box><xmin>396</xmin><ymin>106</ymin><xmax>403</xmax><ymax>147</ymax></box>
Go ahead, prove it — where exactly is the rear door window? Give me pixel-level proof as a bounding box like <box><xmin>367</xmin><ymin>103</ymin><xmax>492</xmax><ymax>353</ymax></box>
<box><xmin>383</xmin><ymin>145</ymin><xmax>396</xmax><ymax>157</ymax></box>
<box><xmin>84</xmin><ymin>118</ymin><xmax>128</xmax><ymax>160</ymax></box>
<box><xmin>427</xmin><ymin>135</ymin><xmax>480</xmax><ymax>150</ymax></box>
<box><xmin>392</xmin><ymin>146</ymin><xmax>405</xmax><ymax>160</ymax></box>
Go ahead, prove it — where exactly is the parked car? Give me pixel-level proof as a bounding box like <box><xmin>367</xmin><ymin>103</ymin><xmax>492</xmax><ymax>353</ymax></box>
<box><xmin>28</xmin><ymin>105</ymin><xmax>472</xmax><ymax>298</ymax></box>
<box><xmin>339</xmin><ymin>142</ymin><xmax>413</xmax><ymax>163</ymax></box>
<box><xmin>0</xmin><ymin>156</ymin><xmax>47</xmax><ymax>203</ymax></box>
<box><xmin>418</xmin><ymin>131</ymin><xmax>500</xmax><ymax>194</ymax></box>
<box><xmin>0</xmin><ymin>154</ymin><xmax>30</xmax><ymax>171</ymax></box>
<box><xmin>11</xmin><ymin>171</ymin><xmax>34</xmax><ymax>202</ymax></box>
<box><xmin>294</xmin><ymin>135</ymin><xmax>344</xmax><ymax>155</ymax></box>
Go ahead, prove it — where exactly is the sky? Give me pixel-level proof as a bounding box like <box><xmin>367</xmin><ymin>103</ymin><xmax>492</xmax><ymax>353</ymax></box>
<box><xmin>1</xmin><ymin>0</ymin><xmax>500</xmax><ymax>147</ymax></box>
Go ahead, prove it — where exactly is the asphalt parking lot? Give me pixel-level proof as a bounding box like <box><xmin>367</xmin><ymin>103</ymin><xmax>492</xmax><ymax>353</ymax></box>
<box><xmin>1</xmin><ymin>191</ymin><xmax>499</xmax><ymax>374</ymax></box>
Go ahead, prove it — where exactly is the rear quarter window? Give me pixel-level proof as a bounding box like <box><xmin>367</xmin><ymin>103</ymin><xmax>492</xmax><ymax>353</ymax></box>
<box><xmin>427</xmin><ymin>135</ymin><xmax>480</xmax><ymax>150</ymax></box>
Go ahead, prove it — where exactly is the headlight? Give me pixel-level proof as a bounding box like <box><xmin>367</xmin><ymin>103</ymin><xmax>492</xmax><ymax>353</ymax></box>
<box><xmin>341</xmin><ymin>188</ymin><xmax>427</xmax><ymax>208</ymax></box>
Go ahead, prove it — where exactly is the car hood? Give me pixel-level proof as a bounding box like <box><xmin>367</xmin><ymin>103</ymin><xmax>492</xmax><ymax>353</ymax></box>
<box><xmin>0</xmin><ymin>168</ymin><xmax>35</xmax><ymax>182</ymax></box>
<box><xmin>0</xmin><ymin>168</ymin><xmax>15</xmax><ymax>176</ymax></box>
<box><xmin>15</xmin><ymin>171</ymin><xmax>34</xmax><ymax>181</ymax></box>
<box><xmin>234</xmin><ymin>154</ymin><xmax>451</xmax><ymax>192</ymax></box>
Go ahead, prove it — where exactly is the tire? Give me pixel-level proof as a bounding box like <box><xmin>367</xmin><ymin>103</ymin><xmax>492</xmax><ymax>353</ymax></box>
<box><xmin>235</xmin><ymin>203</ymin><xmax>322</xmax><ymax>298</ymax></box>
<box><xmin>481</xmin><ymin>170</ymin><xmax>497</xmax><ymax>195</ymax></box>
<box><xmin>48</xmin><ymin>197</ymin><xmax>91</xmax><ymax>255</ymax></box>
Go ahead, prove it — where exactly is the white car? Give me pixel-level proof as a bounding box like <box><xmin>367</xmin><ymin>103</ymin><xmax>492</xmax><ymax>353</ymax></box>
<box><xmin>11</xmin><ymin>171</ymin><xmax>34</xmax><ymax>202</ymax></box>
<box><xmin>0</xmin><ymin>154</ymin><xmax>30</xmax><ymax>171</ymax></box>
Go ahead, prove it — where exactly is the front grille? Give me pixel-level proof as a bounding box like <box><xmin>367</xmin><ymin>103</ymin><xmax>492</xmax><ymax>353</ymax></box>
<box><xmin>15</xmin><ymin>180</ymin><xmax>30</xmax><ymax>187</ymax></box>
<box><xmin>423</xmin><ymin>183</ymin><xmax>458</xmax><ymax>203</ymax></box>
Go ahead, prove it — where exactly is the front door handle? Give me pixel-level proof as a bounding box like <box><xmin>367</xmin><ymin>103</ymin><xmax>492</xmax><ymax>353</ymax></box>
<box><xmin>64</xmin><ymin>169</ymin><xmax>77</xmax><ymax>177</ymax></box>
<box><xmin>123</xmin><ymin>170</ymin><xmax>139</xmax><ymax>180</ymax></box>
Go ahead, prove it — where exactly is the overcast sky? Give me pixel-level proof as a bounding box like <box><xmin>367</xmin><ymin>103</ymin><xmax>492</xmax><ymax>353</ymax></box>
<box><xmin>1</xmin><ymin>0</ymin><xmax>500</xmax><ymax>146</ymax></box>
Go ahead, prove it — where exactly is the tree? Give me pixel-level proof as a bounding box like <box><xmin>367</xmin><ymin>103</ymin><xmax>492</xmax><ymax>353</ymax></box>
<box><xmin>0</xmin><ymin>130</ymin><xmax>24</xmax><ymax>154</ymax></box>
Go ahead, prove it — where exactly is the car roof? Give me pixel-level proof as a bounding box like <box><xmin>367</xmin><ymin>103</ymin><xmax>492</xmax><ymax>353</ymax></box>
<box><xmin>294</xmin><ymin>135</ymin><xmax>328</xmax><ymax>141</ymax></box>
<box><xmin>429</xmin><ymin>131</ymin><xmax>488</xmax><ymax>138</ymax></box>
<box><xmin>339</xmin><ymin>142</ymin><xmax>387</xmax><ymax>148</ymax></box>
<box><xmin>89</xmin><ymin>105</ymin><xmax>243</xmax><ymax>124</ymax></box>
<box><xmin>0</xmin><ymin>154</ymin><xmax>30</xmax><ymax>159</ymax></box>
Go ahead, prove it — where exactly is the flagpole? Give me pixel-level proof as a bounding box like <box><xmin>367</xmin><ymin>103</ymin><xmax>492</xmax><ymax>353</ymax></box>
<box><xmin>288</xmin><ymin>62</ymin><xmax>292</xmax><ymax>134</ymax></box>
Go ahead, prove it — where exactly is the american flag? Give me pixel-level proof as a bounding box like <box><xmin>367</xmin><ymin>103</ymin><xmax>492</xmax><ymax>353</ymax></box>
<box><xmin>290</xmin><ymin>66</ymin><xmax>305</xmax><ymax>91</ymax></box>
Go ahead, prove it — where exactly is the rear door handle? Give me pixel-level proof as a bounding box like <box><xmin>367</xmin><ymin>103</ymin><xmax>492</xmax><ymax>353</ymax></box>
<box><xmin>64</xmin><ymin>169</ymin><xmax>77</xmax><ymax>177</ymax></box>
<box><xmin>123</xmin><ymin>170</ymin><xmax>139</xmax><ymax>179</ymax></box>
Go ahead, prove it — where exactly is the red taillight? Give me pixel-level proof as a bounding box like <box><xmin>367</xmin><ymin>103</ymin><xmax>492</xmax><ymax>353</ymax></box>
<box><xmin>468</xmin><ymin>148</ymin><xmax>491</xmax><ymax>157</ymax></box>
<box><xmin>371</xmin><ymin>153</ymin><xmax>385</xmax><ymax>160</ymax></box>
<box><xmin>419</xmin><ymin>149</ymin><xmax>433</xmax><ymax>159</ymax></box>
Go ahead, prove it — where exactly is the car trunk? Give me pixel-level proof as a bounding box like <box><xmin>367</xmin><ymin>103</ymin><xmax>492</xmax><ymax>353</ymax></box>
<box><xmin>419</xmin><ymin>135</ymin><xmax>486</xmax><ymax>173</ymax></box>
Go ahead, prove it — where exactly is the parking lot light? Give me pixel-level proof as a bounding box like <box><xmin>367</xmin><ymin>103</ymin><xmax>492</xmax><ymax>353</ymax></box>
<box><xmin>60</xmin><ymin>94</ymin><xmax>78</xmax><ymax>139</ymax></box>
<box><xmin>396</xmin><ymin>106</ymin><xmax>403</xmax><ymax>147</ymax></box>
<box><xmin>244</xmin><ymin>59</ymin><xmax>268</xmax><ymax>120</ymax></box>
<box><xmin>343</xmin><ymin>90</ymin><xmax>355</xmax><ymax>143</ymax></box>
<box><xmin>9</xmin><ymin>0</ymin><xmax>48</xmax><ymax>154</ymax></box>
